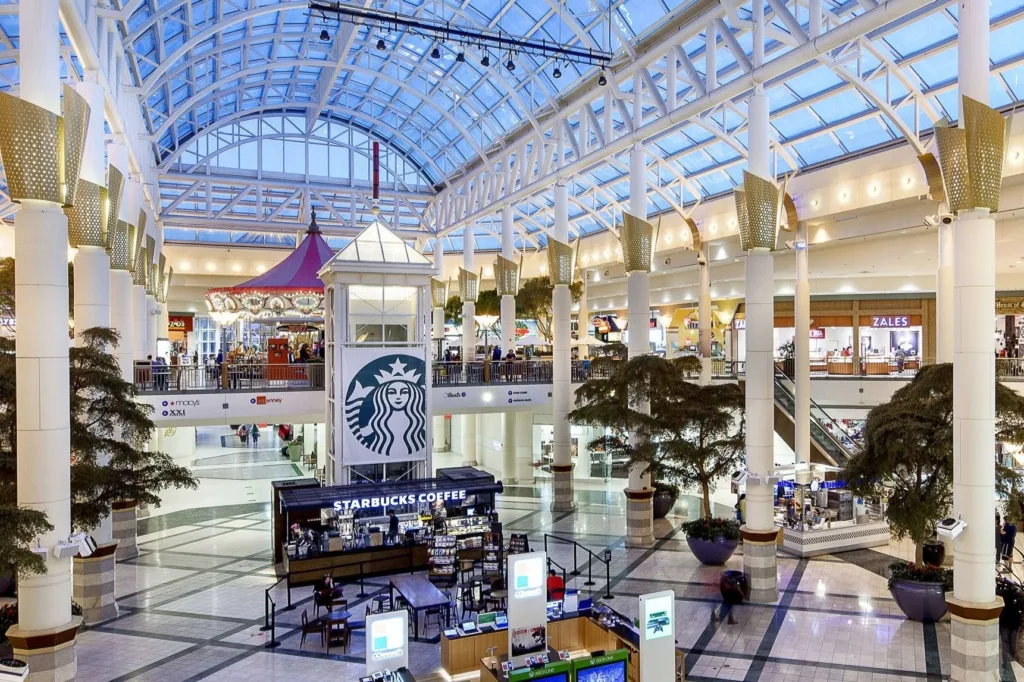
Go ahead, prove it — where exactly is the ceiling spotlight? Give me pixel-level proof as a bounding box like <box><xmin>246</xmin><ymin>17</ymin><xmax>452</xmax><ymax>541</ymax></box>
<box><xmin>481</xmin><ymin>53</ymin><xmax>491</xmax><ymax>67</ymax></box>
<box><xmin>320</xmin><ymin>28</ymin><xmax>330</xmax><ymax>42</ymax></box>
<box><xmin>506</xmin><ymin>57</ymin><xmax>516</xmax><ymax>72</ymax></box>
<box><xmin>430</xmin><ymin>46</ymin><xmax>441</xmax><ymax>59</ymax></box>
<box><xmin>455</xmin><ymin>52</ymin><xmax>465</xmax><ymax>63</ymax></box>
<box><xmin>553</xmin><ymin>66</ymin><xmax>562</xmax><ymax>79</ymax></box>
<box><xmin>376</xmin><ymin>37</ymin><xmax>386</xmax><ymax>50</ymax></box>
<box><xmin>598</xmin><ymin>69</ymin><xmax>607</xmax><ymax>86</ymax></box>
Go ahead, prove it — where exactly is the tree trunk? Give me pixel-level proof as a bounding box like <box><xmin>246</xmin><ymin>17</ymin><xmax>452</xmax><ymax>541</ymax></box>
<box><xmin>701</xmin><ymin>482</ymin><xmax>712</xmax><ymax>519</ymax></box>
<box><xmin>915</xmin><ymin>541</ymin><xmax>925</xmax><ymax>565</ymax></box>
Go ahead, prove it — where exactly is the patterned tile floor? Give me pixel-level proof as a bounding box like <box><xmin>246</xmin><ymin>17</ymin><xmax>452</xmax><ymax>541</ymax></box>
<box><xmin>70</xmin><ymin>431</ymin><xmax>1013</xmax><ymax>681</ymax></box>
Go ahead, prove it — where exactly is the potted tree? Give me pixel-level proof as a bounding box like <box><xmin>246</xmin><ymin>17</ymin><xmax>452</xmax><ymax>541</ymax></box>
<box><xmin>777</xmin><ymin>339</ymin><xmax>795</xmax><ymax>378</ymax></box>
<box><xmin>843</xmin><ymin>364</ymin><xmax>1024</xmax><ymax>620</ymax></box>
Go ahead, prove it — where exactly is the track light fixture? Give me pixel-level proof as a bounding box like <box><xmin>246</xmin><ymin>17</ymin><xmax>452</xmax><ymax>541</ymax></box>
<box><xmin>376</xmin><ymin>37</ymin><xmax>386</xmax><ymax>50</ymax></box>
<box><xmin>481</xmin><ymin>53</ymin><xmax>490</xmax><ymax>67</ymax></box>
<box><xmin>553</xmin><ymin>65</ymin><xmax>562</xmax><ymax>79</ymax></box>
<box><xmin>320</xmin><ymin>28</ymin><xmax>330</xmax><ymax>41</ymax></box>
<box><xmin>309</xmin><ymin>1</ymin><xmax>612</xmax><ymax>70</ymax></box>
<box><xmin>506</xmin><ymin>56</ymin><xmax>516</xmax><ymax>72</ymax></box>
<box><xmin>455</xmin><ymin>51</ymin><xmax>465</xmax><ymax>63</ymax></box>
<box><xmin>598</xmin><ymin>69</ymin><xmax>607</xmax><ymax>86</ymax></box>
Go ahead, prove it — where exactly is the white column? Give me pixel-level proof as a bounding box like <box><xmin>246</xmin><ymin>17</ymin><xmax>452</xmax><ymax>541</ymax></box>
<box><xmin>551</xmin><ymin>184</ymin><xmax>574</xmax><ymax>511</ymax></box>
<box><xmin>948</xmin><ymin>3</ymin><xmax>999</xmax><ymax>677</ymax></box>
<box><xmin>515</xmin><ymin>410</ymin><xmax>534</xmax><ymax>483</ymax></box>
<box><xmin>741</xmin><ymin>2</ymin><xmax>779</xmax><ymax>602</ymax></box>
<box><xmin>501</xmin><ymin>207</ymin><xmax>517</xmax><ymax>353</ymax></box>
<box><xmin>577</xmin><ymin>279</ymin><xmax>589</xmax><ymax>360</ymax></box>
<box><xmin>432</xmin><ymin>415</ymin><xmax>446</xmax><ymax>451</ymax></box>
<box><xmin>110</xmin><ymin>270</ymin><xmax>134</xmax><ymax>381</ymax></box>
<box><xmin>936</xmin><ymin>219</ymin><xmax>954</xmax><ymax>363</ymax></box>
<box><xmin>461</xmin><ymin>413</ymin><xmax>478</xmax><ymax>466</ymax></box>
<box><xmin>11</xmin><ymin>0</ymin><xmax>76</xmax><ymax>657</ymax></box>
<box><xmin>133</xmin><ymin>282</ymin><xmax>148</xmax><ymax>360</ymax></box>
<box><xmin>159</xmin><ymin>303</ymin><xmax>169</xmax><ymax>343</ymax></box>
<box><xmin>147</xmin><ymin>294</ymin><xmax>158</xmax><ymax>357</ymax></box>
<box><xmin>462</xmin><ymin>235</ymin><xmax>476</xmax><ymax>361</ymax></box>
<box><xmin>794</xmin><ymin>224</ymin><xmax>810</xmax><ymax>467</ymax></box>
<box><xmin>502</xmin><ymin>412</ymin><xmax>517</xmax><ymax>484</ymax></box>
<box><xmin>433</xmin><ymin>236</ymin><xmax>446</xmax><ymax>346</ymax></box>
<box><xmin>698</xmin><ymin>243</ymin><xmax>712</xmax><ymax>384</ymax></box>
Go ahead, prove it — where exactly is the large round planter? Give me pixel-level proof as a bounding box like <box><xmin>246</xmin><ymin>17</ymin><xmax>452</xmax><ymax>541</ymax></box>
<box><xmin>921</xmin><ymin>541</ymin><xmax>946</xmax><ymax>567</ymax></box>
<box><xmin>686</xmin><ymin>535</ymin><xmax>739</xmax><ymax>566</ymax></box>
<box><xmin>652</xmin><ymin>491</ymin><xmax>678</xmax><ymax>519</ymax></box>
<box><xmin>720</xmin><ymin>570</ymin><xmax>749</xmax><ymax>604</ymax></box>
<box><xmin>889</xmin><ymin>580</ymin><xmax>948</xmax><ymax>622</ymax></box>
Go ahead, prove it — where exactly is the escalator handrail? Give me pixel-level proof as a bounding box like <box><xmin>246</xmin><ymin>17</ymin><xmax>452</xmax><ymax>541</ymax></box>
<box><xmin>772</xmin><ymin>369</ymin><xmax>861</xmax><ymax>463</ymax></box>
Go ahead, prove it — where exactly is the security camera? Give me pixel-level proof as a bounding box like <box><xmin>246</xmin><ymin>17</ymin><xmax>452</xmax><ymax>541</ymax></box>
<box><xmin>936</xmin><ymin>516</ymin><xmax>967</xmax><ymax>539</ymax></box>
<box><xmin>731</xmin><ymin>470</ymin><xmax>747</xmax><ymax>485</ymax></box>
<box><xmin>696</xmin><ymin>252</ymin><xmax>707</xmax><ymax>266</ymax></box>
<box><xmin>923</xmin><ymin>216</ymin><xmax>939</xmax><ymax>227</ymax></box>
<box><xmin>29</xmin><ymin>546</ymin><xmax>48</xmax><ymax>561</ymax></box>
<box><xmin>940</xmin><ymin>215</ymin><xmax>953</xmax><ymax>225</ymax></box>
<box><xmin>664</xmin><ymin>258</ymin><xmax>671</xmax><ymax>266</ymax></box>
<box><xmin>72</xmin><ymin>533</ymin><xmax>97</xmax><ymax>558</ymax></box>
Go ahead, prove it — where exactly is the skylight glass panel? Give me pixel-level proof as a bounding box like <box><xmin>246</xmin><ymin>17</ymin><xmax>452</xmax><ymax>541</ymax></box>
<box><xmin>792</xmin><ymin>135</ymin><xmax>843</xmax><ymax>166</ymax></box>
<box><xmin>811</xmin><ymin>90</ymin><xmax>871</xmax><ymax>125</ymax></box>
<box><xmin>882</xmin><ymin>13</ymin><xmax>956</xmax><ymax>58</ymax></box>
<box><xmin>834</xmin><ymin>118</ymin><xmax>892</xmax><ymax>152</ymax></box>
<box><xmin>911</xmin><ymin>50</ymin><xmax>957</xmax><ymax>89</ymax></box>
<box><xmin>772</xmin><ymin>108</ymin><xmax>822</xmax><ymax>139</ymax></box>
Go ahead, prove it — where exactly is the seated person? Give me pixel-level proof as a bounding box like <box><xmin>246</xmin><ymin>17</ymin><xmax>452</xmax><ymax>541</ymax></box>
<box><xmin>546</xmin><ymin>569</ymin><xmax>565</xmax><ymax>601</ymax></box>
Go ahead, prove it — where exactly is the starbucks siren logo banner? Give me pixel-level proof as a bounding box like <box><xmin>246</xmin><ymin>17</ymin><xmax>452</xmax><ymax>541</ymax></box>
<box><xmin>342</xmin><ymin>348</ymin><xmax>428</xmax><ymax>464</ymax></box>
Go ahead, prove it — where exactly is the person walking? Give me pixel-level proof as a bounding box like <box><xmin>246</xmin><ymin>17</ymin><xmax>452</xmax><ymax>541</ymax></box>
<box><xmin>251</xmin><ymin>424</ymin><xmax>260</xmax><ymax>448</ymax></box>
<box><xmin>237</xmin><ymin>423</ymin><xmax>249</xmax><ymax>446</ymax></box>
<box><xmin>1003</xmin><ymin>516</ymin><xmax>1018</xmax><ymax>572</ymax></box>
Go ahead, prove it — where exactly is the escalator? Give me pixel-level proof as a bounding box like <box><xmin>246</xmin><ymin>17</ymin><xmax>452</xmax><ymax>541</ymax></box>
<box><xmin>772</xmin><ymin>370</ymin><xmax>860</xmax><ymax>468</ymax></box>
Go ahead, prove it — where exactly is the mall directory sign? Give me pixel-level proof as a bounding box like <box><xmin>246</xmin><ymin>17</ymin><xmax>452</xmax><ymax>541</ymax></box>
<box><xmin>507</xmin><ymin>551</ymin><xmax>548</xmax><ymax>668</ymax></box>
<box><xmin>639</xmin><ymin>590</ymin><xmax>675</xmax><ymax>681</ymax></box>
<box><xmin>365</xmin><ymin>610</ymin><xmax>409</xmax><ymax>675</ymax></box>
<box><xmin>508</xmin><ymin>660</ymin><xmax>570</xmax><ymax>682</ymax></box>
<box><xmin>571</xmin><ymin>649</ymin><xmax>628</xmax><ymax>682</ymax></box>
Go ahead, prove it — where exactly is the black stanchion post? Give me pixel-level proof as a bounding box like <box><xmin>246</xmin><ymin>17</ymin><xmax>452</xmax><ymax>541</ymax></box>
<box><xmin>572</xmin><ymin>543</ymin><xmax>580</xmax><ymax>576</ymax></box>
<box><xmin>359</xmin><ymin>561</ymin><xmax>368</xmax><ymax>598</ymax></box>
<box><xmin>603</xmin><ymin>548</ymin><xmax>614</xmax><ymax>599</ymax></box>
<box><xmin>585</xmin><ymin>553</ymin><xmax>596</xmax><ymax>587</ymax></box>
<box><xmin>260</xmin><ymin>592</ymin><xmax>272</xmax><ymax>631</ymax></box>
<box><xmin>265</xmin><ymin>606</ymin><xmax>281</xmax><ymax>649</ymax></box>
<box><xmin>284</xmin><ymin>574</ymin><xmax>295</xmax><ymax>610</ymax></box>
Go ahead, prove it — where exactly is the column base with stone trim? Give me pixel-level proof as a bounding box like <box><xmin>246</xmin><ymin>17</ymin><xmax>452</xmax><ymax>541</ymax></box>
<box><xmin>112</xmin><ymin>501</ymin><xmax>138</xmax><ymax>561</ymax></box>
<box><xmin>73</xmin><ymin>542</ymin><xmax>119</xmax><ymax>625</ymax></box>
<box><xmin>5</xmin><ymin>617</ymin><xmax>82</xmax><ymax>682</ymax></box>
<box><xmin>625</xmin><ymin>489</ymin><xmax>655</xmax><ymax>548</ymax></box>
<box><xmin>551</xmin><ymin>464</ymin><xmax>576</xmax><ymax>512</ymax></box>
<box><xmin>741</xmin><ymin>527</ymin><xmax>780</xmax><ymax>603</ymax></box>
<box><xmin>947</xmin><ymin>597</ymin><xmax>1002</xmax><ymax>681</ymax></box>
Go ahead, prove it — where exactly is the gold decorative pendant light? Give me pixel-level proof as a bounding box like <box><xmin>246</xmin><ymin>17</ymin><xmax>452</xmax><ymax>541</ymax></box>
<box><xmin>493</xmin><ymin>254</ymin><xmax>521</xmax><ymax>296</ymax></box>
<box><xmin>546</xmin><ymin>237</ymin><xmax>575</xmax><ymax>285</ymax></box>
<box><xmin>733</xmin><ymin>171</ymin><xmax>784</xmax><ymax>251</ymax></box>
<box><xmin>130</xmin><ymin>210</ymin><xmax>148</xmax><ymax>286</ymax></box>
<box><xmin>458</xmin><ymin>266</ymin><xmax>479</xmax><ymax>302</ymax></box>
<box><xmin>933</xmin><ymin>96</ymin><xmax>1008</xmax><ymax>213</ymax></box>
<box><xmin>430</xmin><ymin>278</ymin><xmax>448</xmax><ymax>308</ymax></box>
<box><xmin>619</xmin><ymin>212</ymin><xmax>655</xmax><ymax>273</ymax></box>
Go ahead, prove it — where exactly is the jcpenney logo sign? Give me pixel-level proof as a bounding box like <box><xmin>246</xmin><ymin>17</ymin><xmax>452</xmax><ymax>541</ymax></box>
<box><xmin>250</xmin><ymin>395</ymin><xmax>283</xmax><ymax>405</ymax></box>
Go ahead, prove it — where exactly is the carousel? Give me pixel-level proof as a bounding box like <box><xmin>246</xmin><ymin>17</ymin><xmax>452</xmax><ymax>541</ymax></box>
<box><xmin>204</xmin><ymin>211</ymin><xmax>336</xmax><ymax>359</ymax></box>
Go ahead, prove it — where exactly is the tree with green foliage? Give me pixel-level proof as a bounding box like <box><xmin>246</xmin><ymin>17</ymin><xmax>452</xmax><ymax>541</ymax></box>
<box><xmin>842</xmin><ymin>363</ymin><xmax>1024</xmax><ymax>563</ymax></box>
<box><xmin>515</xmin><ymin>277</ymin><xmax>584</xmax><ymax>342</ymax></box>
<box><xmin>569</xmin><ymin>354</ymin><xmax>744</xmax><ymax>516</ymax></box>
<box><xmin>443</xmin><ymin>289</ymin><xmax>501</xmax><ymax>327</ymax></box>
<box><xmin>0</xmin><ymin>327</ymin><xmax>198</xmax><ymax>579</ymax></box>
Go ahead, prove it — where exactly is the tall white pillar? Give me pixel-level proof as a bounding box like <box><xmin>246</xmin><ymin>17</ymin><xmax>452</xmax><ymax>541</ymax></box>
<box><xmin>515</xmin><ymin>410</ymin><xmax>534</xmax><ymax>483</ymax></box>
<box><xmin>147</xmin><ymin>293</ymin><xmax>158</xmax><ymax>357</ymax></box>
<box><xmin>577</xmin><ymin>278</ymin><xmax>589</xmax><ymax>360</ymax></box>
<box><xmin>948</xmin><ymin>1</ymin><xmax>1000</xmax><ymax>675</ymax></box>
<box><xmin>462</xmin><ymin>235</ymin><xmax>476</xmax><ymax>362</ymax></box>
<box><xmin>7</xmin><ymin>0</ymin><xmax>81</xmax><ymax>674</ymax></box>
<box><xmin>625</xmin><ymin>141</ymin><xmax>655</xmax><ymax>547</ymax></box>
<box><xmin>698</xmin><ymin>243</ymin><xmax>712</xmax><ymax>384</ymax></box>
<box><xmin>109</xmin><ymin>269</ymin><xmax>135</xmax><ymax>383</ymax></box>
<box><xmin>936</xmin><ymin>219</ymin><xmax>954</xmax><ymax>363</ymax></box>
<box><xmin>794</xmin><ymin>224</ymin><xmax>811</xmax><ymax>468</ymax></box>
<box><xmin>740</xmin><ymin>2</ymin><xmax>779</xmax><ymax>602</ymax></box>
<box><xmin>432</xmin><ymin>415</ymin><xmax>446</xmax><ymax>452</ymax></box>
<box><xmin>133</xmin><ymin>282</ymin><xmax>148</xmax><ymax>359</ymax></box>
<box><xmin>551</xmin><ymin>183</ymin><xmax>575</xmax><ymax>511</ymax></box>
<box><xmin>502</xmin><ymin>412</ymin><xmax>517</xmax><ymax>484</ymax></box>
<box><xmin>461</xmin><ymin>413</ymin><xmax>478</xmax><ymax>466</ymax></box>
<box><xmin>500</xmin><ymin>208</ymin><xmax>517</xmax><ymax>353</ymax></box>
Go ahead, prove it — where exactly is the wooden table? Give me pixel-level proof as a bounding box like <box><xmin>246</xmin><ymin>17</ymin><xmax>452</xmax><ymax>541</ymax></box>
<box><xmin>390</xmin><ymin>574</ymin><xmax>450</xmax><ymax>637</ymax></box>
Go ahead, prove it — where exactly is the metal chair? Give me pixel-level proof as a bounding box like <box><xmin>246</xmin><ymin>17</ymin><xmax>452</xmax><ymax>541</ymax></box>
<box><xmin>299</xmin><ymin>609</ymin><xmax>324</xmax><ymax>649</ymax></box>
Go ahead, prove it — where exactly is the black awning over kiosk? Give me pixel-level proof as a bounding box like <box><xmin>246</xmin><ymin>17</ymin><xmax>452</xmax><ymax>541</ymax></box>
<box><xmin>278</xmin><ymin>466</ymin><xmax>503</xmax><ymax>513</ymax></box>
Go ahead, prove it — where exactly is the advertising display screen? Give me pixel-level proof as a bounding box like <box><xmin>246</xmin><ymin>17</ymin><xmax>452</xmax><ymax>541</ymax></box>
<box><xmin>575</xmin><ymin>661</ymin><xmax>626</xmax><ymax>682</ymax></box>
<box><xmin>572</xmin><ymin>650</ymin><xmax>629</xmax><ymax>682</ymax></box>
<box><xmin>642</xmin><ymin>593</ymin><xmax>673</xmax><ymax>640</ymax></box>
<box><xmin>513</xmin><ymin>555</ymin><xmax>544</xmax><ymax>598</ymax></box>
<box><xmin>370</xmin><ymin>617</ymin><xmax>403</xmax><ymax>655</ymax></box>
<box><xmin>365</xmin><ymin>610</ymin><xmax>408</xmax><ymax>675</ymax></box>
<box><xmin>509</xmin><ymin>660</ymin><xmax>571</xmax><ymax>682</ymax></box>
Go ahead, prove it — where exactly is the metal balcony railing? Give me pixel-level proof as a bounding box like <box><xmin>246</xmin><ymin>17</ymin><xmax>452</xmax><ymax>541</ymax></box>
<box><xmin>133</xmin><ymin>362</ymin><xmax>325</xmax><ymax>393</ymax></box>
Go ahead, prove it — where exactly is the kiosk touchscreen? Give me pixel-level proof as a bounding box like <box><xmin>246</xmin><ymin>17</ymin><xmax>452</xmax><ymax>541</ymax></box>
<box><xmin>571</xmin><ymin>650</ymin><xmax>628</xmax><ymax>682</ymax></box>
